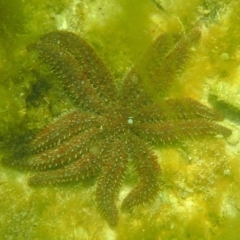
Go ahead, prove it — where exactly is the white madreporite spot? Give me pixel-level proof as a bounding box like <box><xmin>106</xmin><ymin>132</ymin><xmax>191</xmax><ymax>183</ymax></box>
<box><xmin>127</xmin><ymin>117</ymin><xmax>133</xmax><ymax>125</ymax></box>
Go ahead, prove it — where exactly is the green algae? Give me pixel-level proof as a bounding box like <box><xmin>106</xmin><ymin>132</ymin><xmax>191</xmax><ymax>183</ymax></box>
<box><xmin>0</xmin><ymin>0</ymin><xmax>25</xmax><ymax>37</ymax></box>
<box><xmin>1</xmin><ymin>0</ymin><xmax>240</xmax><ymax>239</ymax></box>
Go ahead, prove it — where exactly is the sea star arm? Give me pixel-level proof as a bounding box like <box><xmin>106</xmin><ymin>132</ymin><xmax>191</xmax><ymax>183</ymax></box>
<box><xmin>28</xmin><ymin>151</ymin><xmax>103</xmax><ymax>186</ymax></box>
<box><xmin>120</xmin><ymin>68</ymin><xmax>152</xmax><ymax>116</ymax></box>
<box><xmin>96</xmin><ymin>139</ymin><xmax>128</xmax><ymax>227</ymax></box>
<box><xmin>33</xmin><ymin>31</ymin><xmax>117</xmax><ymax>104</ymax></box>
<box><xmin>165</xmin><ymin>98</ymin><xmax>225</xmax><ymax>121</ymax></box>
<box><xmin>27</xmin><ymin>137</ymin><xmax>111</xmax><ymax>186</ymax></box>
<box><xmin>5</xmin><ymin>128</ymin><xmax>102</xmax><ymax>171</ymax></box>
<box><xmin>28</xmin><ymin>33</ymin><xmax>111</xmax><ymax>113</ymax></box>
<box><xmin>136</xmin><ymin>28</ymin><xmax>201</xmax><ymax>95</ymax></box>
<box><xmin>31</xmin><ymin>110</ymin><xmax>104</xmax><ymax>152</ymax></box>
<box><xmin>134</xmin><ymin>120</ymin><xmax>232</xmax><ymax>145</ymax></box>
<box><xmin>121</xmin><ymin>137</ymin><xmax>160</xmax><ymax>210</ymax></box>
<box><xmin>135</xmin><ymin>98</ymin><xmax>225</xmax><ymax>123</ymax></box>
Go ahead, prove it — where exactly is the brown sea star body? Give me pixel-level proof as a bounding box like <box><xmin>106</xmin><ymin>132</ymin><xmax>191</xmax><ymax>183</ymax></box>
<box><xmin>3</xmin><ymin>29</ymin><xmax>231</xmax><ymax>226</ymax></box>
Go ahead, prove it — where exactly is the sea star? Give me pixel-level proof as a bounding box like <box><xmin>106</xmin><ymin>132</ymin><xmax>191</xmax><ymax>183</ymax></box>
<box><xmin>3</xmin><ymin>29</ymin><xmax>231</xmax><ymax>226</ymax></box>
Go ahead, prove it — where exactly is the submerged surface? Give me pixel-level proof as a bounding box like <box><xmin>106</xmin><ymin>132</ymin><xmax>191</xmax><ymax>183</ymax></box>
<box><xmin>0</xmin><ymin>0</ymin><xmax>240</xmax><ymax>239</ymax></box>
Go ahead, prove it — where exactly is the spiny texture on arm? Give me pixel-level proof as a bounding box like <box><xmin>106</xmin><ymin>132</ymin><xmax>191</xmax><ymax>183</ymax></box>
<box><xmin>96</xmin><ymin>140</ymin><xmax>129</xmax><ymax>227</ymax></box>
<box><xmin>28</xmin><ymin>31</ymin><xmax>116</xmax><ymax>113</ymax></box>
<box><xmin>3</xmin><ymin>28</ymin><xmax>231</xmax><ymax>227</ymax></box>
<box><xmin>137</xmin><ymin>27</ymin><xmax>201</xmax><ymax>95</ymax></box>
<box><xmin>121</xmin><ymin>136</ymin><xmax>160</xmax><ymax>211</ymax></box>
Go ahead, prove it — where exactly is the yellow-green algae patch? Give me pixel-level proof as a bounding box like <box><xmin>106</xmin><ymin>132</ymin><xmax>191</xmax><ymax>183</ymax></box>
<box><xmin>1</xmin><ymin>0</ymin><xmax>240</xmax><ymax>239</ymax></box>
<box><xmin>0</xmin><ymin>0</ymin><xmax>25</xmax><ymax>37</ymax></box>
<box><xmin>117</xmin><ymin>138</ymin><xmax>240</xmax><ymax>239</ymax></box>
